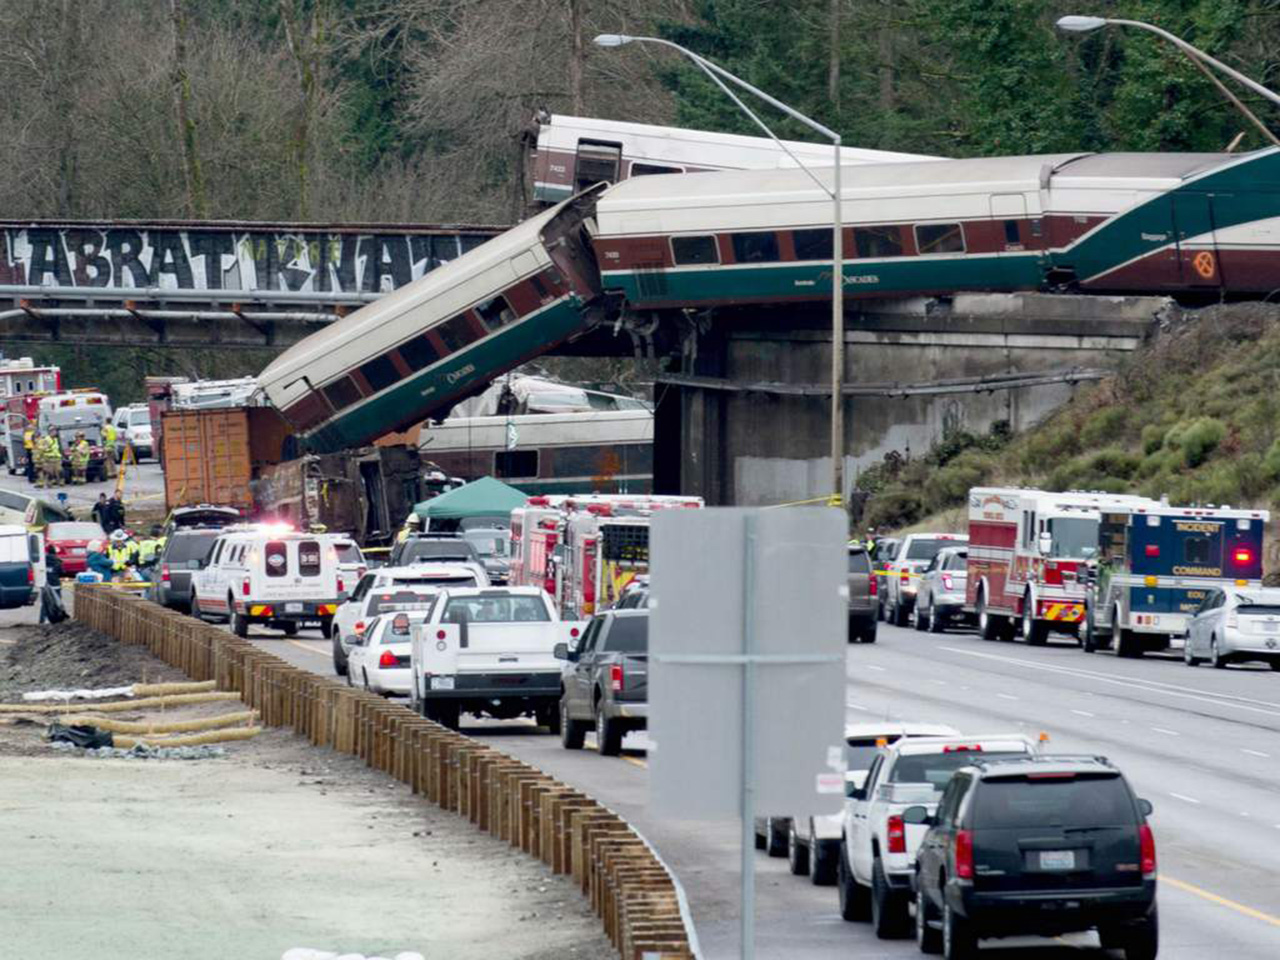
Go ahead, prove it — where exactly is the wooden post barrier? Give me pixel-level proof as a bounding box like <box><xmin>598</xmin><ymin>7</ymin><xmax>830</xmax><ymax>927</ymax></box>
<box><xmin>68</xmin><ymin>585</ymin><xmax>697</xmax><ymax>959</ymax></box>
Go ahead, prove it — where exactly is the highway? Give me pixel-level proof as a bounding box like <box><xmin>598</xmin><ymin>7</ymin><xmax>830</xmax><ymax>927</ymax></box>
<box><xmin>243</xmin><ymin>617</ymin><xmax>1280</xmax><ymax>960</ymax></box>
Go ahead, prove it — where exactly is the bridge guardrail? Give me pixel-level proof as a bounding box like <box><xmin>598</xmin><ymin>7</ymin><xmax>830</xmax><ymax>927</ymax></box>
<box><xmin>70</xmin><ymin>584</ymin><xmax>696</xmax><ymax>960</ymax></box>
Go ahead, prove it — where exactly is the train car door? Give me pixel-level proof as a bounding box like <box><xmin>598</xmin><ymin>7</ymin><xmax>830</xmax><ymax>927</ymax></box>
<box><xmin>1172</xmin><ymin>192</ymin><xmax>1222</xmax><ymax>289</ymax></box>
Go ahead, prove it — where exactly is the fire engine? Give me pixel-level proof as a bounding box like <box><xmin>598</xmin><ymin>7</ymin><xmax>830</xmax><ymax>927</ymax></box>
<box><xmin>966</xmin><ymin>487</ymin><xmax>1156</xmax><ymax>644</ymax></box>
<box><xmin>1084</xmin><ymin>502</ymin><xmax>1269</xmax><ymax>657</ymax></box>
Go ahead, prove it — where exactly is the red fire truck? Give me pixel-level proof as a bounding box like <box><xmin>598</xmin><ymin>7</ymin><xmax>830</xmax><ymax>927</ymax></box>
<box><xmin>966</xmin><ymin>487</ymin><xmax>1155</xmax><ymax>645</ymax></box>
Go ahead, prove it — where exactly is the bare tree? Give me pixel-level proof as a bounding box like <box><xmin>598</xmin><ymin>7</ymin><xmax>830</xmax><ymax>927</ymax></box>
<box><xmin>171</xmin><ymin>0</ymin><xmax>208</xmax><ymax>218</ymax></box>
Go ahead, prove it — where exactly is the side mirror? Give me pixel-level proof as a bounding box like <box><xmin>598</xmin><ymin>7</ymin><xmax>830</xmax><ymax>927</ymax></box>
<box><xmin>553</xmin><ymin>642</ymin><xmax>568</xmax><ymax>661</ymax></box>
<box><xmin>901</xmin><ymin>805</ymin><xmax>932</xmax><ymax>826</ymax></box>
<box><xmin>1038</xmin><ymin>531</ymin><xmax>1053</xmax><ymax>557</ymax></box>
<box><xmin>1138</xmin><ymin>798</ymin><xmax>1153</xmax><ymax>817</ymax></box>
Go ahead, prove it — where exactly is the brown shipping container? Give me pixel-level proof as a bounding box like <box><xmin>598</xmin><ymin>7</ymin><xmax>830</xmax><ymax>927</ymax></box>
<box><xmin>161</xmin><ymin>407</ymin><xmax>292</xmax><ymax>511</ymax></box>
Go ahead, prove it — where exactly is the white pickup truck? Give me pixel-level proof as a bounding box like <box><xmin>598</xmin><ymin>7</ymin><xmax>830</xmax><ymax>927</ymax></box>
<box><xmin>838</xmin><ymin>733</ymin><xmax>1038</xmax><ymax>938</ymax></box>
<box><xmin>409</xmin><ymin>586</ymin><xmax>585</xmax><ymax>731</ymax></box>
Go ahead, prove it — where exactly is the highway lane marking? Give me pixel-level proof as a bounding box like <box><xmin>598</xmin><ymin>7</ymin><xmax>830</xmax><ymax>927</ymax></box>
<box><xmin>1151</xmin><ymin>727</ymin><xmax>1180</xmax><ymax>736</ymax></box>
<box><xmin>1070</xmin><ymin>709</ymin><xmax>1096</xmax><ymax>717</ymax></box>
<box><xmin>1242</xmin><ymin>748</ymin><xmax>1270</xmax><ymax>757</ymax></box>
<box><xmin>1168</xmin><ymin>792</ymin><xmax>1201</xmax><ymax>804</ymax></box>
<box><xmin>996</xmin><ymin>693</ymin><xmax>1019</xmax><ymax>701</ymax></box>
<box><xmin>1161</xmin><ymin>874</ymin><xmax>1280</xmax><ymax>929</ymax></box>
<box><xmin>583</xmin><ymin>740</ymin><xmax>648</xmax><ymax>769</ymax></box>
<box><xmin>939</xmin><ymin>646</ymin><xmax>1280</xmax><ymax>720</ymax></box>
<box><xmin>847</xmin><ymin>703</ymin><xmax>870</xmax><ymax>712</ymax></box>
<box><xmin>865</xmin><ymin>665</ymin><xmax>887</xmax><ymax>672</ymax></box>
<box><xmin>286</xmin><ymin>640</ymin><xmax>329</xmax><ymax>658</ymax></box>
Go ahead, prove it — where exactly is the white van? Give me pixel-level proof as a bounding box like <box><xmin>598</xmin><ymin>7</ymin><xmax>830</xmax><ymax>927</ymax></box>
<box><xmin>191</xmin><ymin>525</ymin><xmax>341</xmax><ymax>637</ymax></box>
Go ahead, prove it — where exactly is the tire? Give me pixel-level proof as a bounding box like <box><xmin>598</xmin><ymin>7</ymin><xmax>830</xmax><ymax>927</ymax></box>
<box><xmin>344</xmin><ymin>667</ymin><xmax>353</xmax><ymax>688</ymax></box>
<box><xmin>1083</xmin><ymin>607</ymin><xmax>1098</xmax><ymax>653</ymax></box>
<box><xmin>1117</xmin><ymin>628</ymin><xmax>1142</xmax><ymax>659</ymax></box>
<box><xmin>942</xmin><ymin>900</ymin><xmax>977</xmax><ymax>960</ymax></box>
<box><xmin>787</xmin><ymin>821</ymin><xmax>810</xmax><ymax>876</ymax></box>
<box><xmin>560</xmin><ymin>698</ymin><xmax>587</xmax><ymax>750</ymax></box>
<box><xmin>929</xmin><ymin>602</ymin><xmax>944</xmax><ymax>634</ymax></box>
<box><xmin>837</xmin><ymin>845</ymin><xmax>871</xmax><ymax>921</ymax></box>
<box><xmin>1119</xmin><ymin>905</ymin><xmax>1159</xmax><ymax>960</ymax></box>
<box><xmin>1210</xmin><ymin>636</ymin><xmax>1228</xmax><ymax>669</ymax></box>
<box><xmin>596</xmin><ymin>706</ymin><xmax>623</xmax><ymax>756</ymax></box>
<box><xmin>362</xmin><ymin>669</ymin><xmax>370</xmax><ymax>691</ymax></box>
<box><xmin>765</xmin><ymin>817</ymin><xmax>788</xmax><ymax>858</ymax></box>
<box><xmin>913</xmin><ymin>600</ymin><xmax>928</xmax><ymax>632</ymax></box>
<box><xmin>435</xmin><ymin>700</ymin><xmax>460</xmax><ymax>730</ymax></box>
<box><xmin>281</xmin><ymin>621</ymin><xmax>298</xmax><ymax>637</ymax></box>
<box><xmin>1022</xmin><ymin>593</ymin><xmax>1049</xmax><ymax>645</ymax></box>
<box><xmin>1269</xmin><ymin>660</ymin><xmax>1280</xmax><ymax>672</ymax></box>
<box><xmin>977</xmin><ymin>590</ymin><xmax>1001</xmax><ymax>642</ymax></box>
<box><xmin>861</xmin><ymin>625</ymin><xmax>878</xmax><ymax>644</ymax></box>
<box><xmin>870</xmin><ymin>856</ymin><xmax>909</xmax><ymax>938</ymax></box>
<box><xmin>916</xmin><ymin>884</ymin><xmax>942</xmax><ymax>954</ymax></box>
<box><xmin>537</xmin><ymin>702</ymin><xmax>561</xmax><ymax>735</ymax></box>
<box><xmin>1184</xmin><ymin>639</ymin><xmax>1200</xmax><ymax>667</ymax></box>
<box><xmin>318</xmin><ymin>616</ymin><xmax>333</xmax><ymax>639</ymax></box>
<box><xmin>810</xmin><ymin>837</ymin><xmax>838</xmax><ymax>886</ymax></box>
<box><xmin>231</xmin><ymin>609</ymin><xmax>248</xmax><ymax>638</ymax></box>
<box><xmin>893</xmin><ymin>598</ymin><xmax>909</xmax><ymax>627</ymax></box>
<box><xmin>332</xmin><ymin>638</ymin><xmax>349</xmax><ymax>677</ymax></box>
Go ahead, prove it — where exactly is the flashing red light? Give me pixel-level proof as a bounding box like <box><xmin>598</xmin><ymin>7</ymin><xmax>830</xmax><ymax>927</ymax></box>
<box><xmin>378</xmin><ymin>650</ymin><xmax>398</xmax><ymax>668</ymax></box>
<box><xmin>1234</xmin><ymin>548</ymin><xmax>1254</xmax><ymax>565</ymax></box>
<box><xmin>955</xmin><ymin>830</ymin><xmax>974</xmax><ymax>879</ymax></box>
<box><xmin>886</xmin><ymin>815</ymin><xmax>906</xmax><ymax>854</ymax></box>
<box><xmin>570</xmin><ymin>627</ymin><xmax>580</xmax><ymax>639</ymax></box>
<box><xmin>1139</xmin><ymin>824</ymin><xmax>1157</xmax><ymax>878</ymax></box>
<box><xmin>1145</xmin><ymin>545</ymin><xmax>1160</xmax><ymax>558</ymax></box>
<box><xmin>942</xmin><ymin>744</ymin><xmax>982</xmax><ymax>753</ymax></box>
<box><xmin>610</xmin><ymin>663</ymin><xmax>624</xmax><ymax>692</ymax></box>
<box><xmin>436</xmin><ymin>629</ymin><xmax>446</xmax><ymax>640</ymax></box>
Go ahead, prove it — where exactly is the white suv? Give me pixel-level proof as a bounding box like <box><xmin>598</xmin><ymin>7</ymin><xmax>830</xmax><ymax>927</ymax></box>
<box><xmin>192</xmin><ymin>525</ymin><xmax>342</xmax><ymax>637</ymax></box>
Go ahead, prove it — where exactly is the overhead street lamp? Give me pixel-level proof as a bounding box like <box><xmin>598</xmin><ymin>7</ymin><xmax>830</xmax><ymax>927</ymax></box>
<box><xmin>594</xmin><ymin>34</ymin><xmax>849</xmax><ymax>510</ymax></box>
<box><xmin>1056</xmin><ymin>15</ymin><xmax>1280</xmax><ymax>146</ymax></box>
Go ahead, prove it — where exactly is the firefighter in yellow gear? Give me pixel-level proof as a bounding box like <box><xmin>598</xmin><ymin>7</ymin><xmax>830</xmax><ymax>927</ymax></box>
<box><xmin>102</xmin><ymin>421</ymin><xmax>118</xmax><ymax>478</ymax></box>
<box><xmin>22</xmin><ymin>425</ymin><xmax>35</xmax><ymax>482</ymax></box>
<box><xmin>70</xmin><ymin>431</ymin><xmax>91</xmax><ymax>484</ymax></box>
<box><xmin>108</xmin><ymin>530</ymin><xmax>135</xmax><ymax>575</ymax></box>
<box><xmin>397</xmin><ymin>512</ymin><xmax>422</xmax><ymax>543</ymax></box>
<box><xmin>36</xmin><ymin>432</ymin><xmax>62</xmax><ymax>489</ymax></box>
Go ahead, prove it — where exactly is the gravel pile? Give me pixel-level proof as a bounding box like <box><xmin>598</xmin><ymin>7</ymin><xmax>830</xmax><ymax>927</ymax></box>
<box><xmin>0</xmin><ymin>621</ymin><xmax>186</xmax><ymax>701</ymax></box>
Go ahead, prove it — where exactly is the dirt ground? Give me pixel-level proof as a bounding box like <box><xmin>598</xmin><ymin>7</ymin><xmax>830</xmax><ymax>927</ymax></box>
<box><xmin>0</xmin><ymin>613</ymin><xmax>616</xmax><ymax>960</ymax></box>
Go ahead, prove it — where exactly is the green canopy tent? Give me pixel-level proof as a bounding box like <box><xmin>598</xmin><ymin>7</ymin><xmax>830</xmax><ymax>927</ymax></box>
<box><xmin>413</xmin><ymin>476</ymin><xmax>527</xmax><ymax>525</ymax></box>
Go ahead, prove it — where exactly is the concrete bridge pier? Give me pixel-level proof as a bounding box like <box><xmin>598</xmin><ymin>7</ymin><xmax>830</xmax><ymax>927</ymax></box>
<box><xmin>654</xmin><ymin>293</ymin><xmax>1169</xmax><ymax>507</ymax></box>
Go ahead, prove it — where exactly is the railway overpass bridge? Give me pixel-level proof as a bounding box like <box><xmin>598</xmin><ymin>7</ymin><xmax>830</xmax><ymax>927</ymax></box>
<box><xmin>0</xmin><ymin>218</ymin><xmax>1166</xmax><ymax>505</ymax></box>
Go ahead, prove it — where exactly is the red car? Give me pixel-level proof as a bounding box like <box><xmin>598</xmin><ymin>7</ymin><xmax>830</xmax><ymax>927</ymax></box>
<box><xmin>46</xmin><ymin>520</ymin><xmax>106</xmax><ymax>575</ymax></box>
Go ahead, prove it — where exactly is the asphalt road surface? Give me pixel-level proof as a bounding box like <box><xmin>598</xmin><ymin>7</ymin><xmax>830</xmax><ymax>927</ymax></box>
<box><xmin>0</xmin><ymin>457</ymin><xmax>166</xmax><ymax>515</ymax></box>
<box><xmin>237</xmin><ymin>615</ymin><xmax>1280</xmax><ymax>959</ymax></box>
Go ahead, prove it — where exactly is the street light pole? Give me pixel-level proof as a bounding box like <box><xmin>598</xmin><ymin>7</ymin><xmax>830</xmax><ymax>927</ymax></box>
<box><xmin>1056</xmin><ymin>15</ymin><xmax>1280</xmax><ymax>144</ymax></box>
<box><xmin>594</xmin><ymin>34</ymin><xmax>847</xmax><ymax>508</ymax></box>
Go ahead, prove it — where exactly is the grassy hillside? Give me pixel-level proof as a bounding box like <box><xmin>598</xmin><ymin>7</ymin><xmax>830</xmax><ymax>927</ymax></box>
<box><xmin>858</xmin><ymin>302</ymin><xmax>1280</xmax><ymax>534</ymax></box>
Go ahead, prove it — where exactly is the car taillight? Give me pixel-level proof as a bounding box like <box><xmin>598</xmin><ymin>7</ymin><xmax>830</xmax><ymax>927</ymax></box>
<box><xmin>1139</xmin><ymin>824</ymin><xmax>1156</xmax><ymax>878</ymax></box>
<box><xmin>943</xmin><ymin>744</ymin><xmax>982</xmax><ymax>753</ymax></box>
<box><xmin>161</xmin><ymin>564</ymin><xmax>170</xmax><ymax>583</ymax></box>
<box><xmin>610</xmin><ymin>663</ymin><xmax>623</xmax><ymax>692</ymax></box>
<box><xmin>378</xmin><ymin>650</ymin><xmax>398</xmax><ymax>668</ymax></box>
<box><xmin>900</xmin><ymin>568</ymin><xmax>910</xmax><ymax>582</ymax></box>
<box><xmin>337</xmin><ymin>576</ymin><xmax>345</xmax><ymax>594</ymax></box>
<box><xmin>355</xmin><ymin>621</ymin><xmax>366</xmax><ymax>636</ymax></box>
<box><xmin>868</xmin><ymin>576</ymin><xmax>877</xmax><ymax>596</ymax></box>
<box><xmin>242</xmin><ymin>578</ymin><xmax>250</xmax><ymax>596</ymax></box>
<box><xmin>27</xmin><ymin>565</ymin><xmax>34</xmax><ymax>584</ymax></box>
<box><xmin>955</xmin><ymin>829</ymin><xmax>974</xmax><ymax>879</ymax></box>
<box><xmin>1145</xmin><ymin>545</ymin><xmax>1160</xmax><ymax>558</ymax></box>
<box><xmin>886</xmin><ymin>815</ymin><xmax>906</xmax><ymax>854</ymax></box>
<box><xmin>941</xmin><ymin>574</ymin><xmax>954</xmax><ymax>591</ymax></box>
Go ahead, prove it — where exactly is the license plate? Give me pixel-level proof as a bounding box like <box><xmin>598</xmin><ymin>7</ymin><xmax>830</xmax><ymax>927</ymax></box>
<box><xmin>285</xmin><ymin>602</ymin><xmax>303</xmax><ymax>613</ymax></box>
<box><xmin>1039</xmin><ymin>850</ymin><xmax>1076</xmax><ymax>871</ymax></box>
<box><xmin>431</xmin><ymin>677</ymin><xmax>455</xmax><ymax>691</ymax></box>
<box><xmin>1263</xmin><ymin>622</ymin><xmax>1278</xmax><ymax>633</ymax></box>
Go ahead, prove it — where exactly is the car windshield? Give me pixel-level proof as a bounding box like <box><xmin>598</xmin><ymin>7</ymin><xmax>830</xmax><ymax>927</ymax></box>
<box><xmin>971</xmin><ymin>774</ymin><xmax>1136</xmax><ymax>828</ymax></box>
<box><xmin>889</xmin><ymin>748</ymin><xmax>1027</xmax><ymax>791</ymax></box>
<box><xmin>166</xmin><ymin>533</ymin><xmax>219</xmax><ymax>564</ymax></box>
<box><xmin>402</xmin><ymin>539</ymin><xmax>480</xmax><ymax>563</ymax></box>
<box><xmin>905</xmin><ymin>539</ymin><xmax>957</xmax><ymax>561</ymax></box>
<box><xmin>395</xmin><ymin>574</ymin><xmax>477</xmax><ymax>588</ymax></box>
<box><xmin>463</xmin><ymin>530</ymin><xmax>509</xmax><ymax>558</ymax></box>
<box><xmin>603</xmin><ymin>617</ymin><xmax>647</xmax><ymax>653</ymax></box>
<box><xmin>129</xmin><ymin>410</ymin><xmax>151</xmax><ymax>426</ymax></box>
<box><xmin>369</xmin><ymin>591</ymin><xmax>437</xmax><ymax>614</ymax></box>
<box><xmin>442</xmin><ymin>594</ymin><xmax>549</xmax><ymax>623</ymax></box>
<box><xmin>48</xmin><ymin>522</ymin><xmax>103</xmax><ymax>540</ymax></box>
<box><xmin>334</xmin><ymin>542</ymin><xmax>362</xmax><ymax>563</ymax></box>
<box><xmin>1047</xmin><ymin>517</ymin><xmax>1100</xmax><ymax>559</ymax></box>
<box><xmin>847</xmin><ymin>551</ymin><xmax>871</xmax><ymax>573</ymax></box>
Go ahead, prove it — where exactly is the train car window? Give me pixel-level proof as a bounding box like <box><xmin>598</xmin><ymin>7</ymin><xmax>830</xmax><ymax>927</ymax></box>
<box><xmin>322</xmin><ymin>376</ymin><xmax>362</xmax><ymax>411</ymax></box>
<box><xmin>575</xmin><ymin>140</ymin><xmax>622</xmax><ymax>191</ymax></box>
<box><xmin>854</xmin><ymin>226</ymin><xmax>904</xmax><ymax>259</ymax></box>
<box><xmin>793</xmin><ymin>228</ymin><xmax>834</xmax><ymax>261</ymax></box>
<box><xmin>1003</xmin><ymin>220</ymin><xmax>1021</xmax><ymax>245</ymax></box>
<box><xmin>731</xmin><ymin>232</ymin><xmax>781</xmax><ymax>264</ymax></box>
<box><xmin>671</xmin><ymin>235</ymin><xmax>719</xmax><ymax>266</ymax></box>
<box><xmin>494</xmin><ymin>450</ymin><xmax>539</xmax><ymax>479</ymax></box>
<box><xmin>398</xmin><ymin>335</ymin><xmax>440</xmax><ymax>371</ymax></box>
<box><xmin>359</xmin><ymin>354</ymin><xmax>399</xmax><ymax>393</ymax></box>
<box><xmin>915</xmin><ymin>222</ymin><xmax>966</xmax><ymax>254</ymax></box>
<box><xmin>631</xmin><ymin>163</ymin><xmax>682</xmax><ymax>176</ymax></box>
<box><xmin>435</xmin><ymin>314</ymin><xmax>480</xmax><ymax>354</ymax></box>
<box><xmin>475</xmin><ymin>295</ymin><xmax>517</xmax><ymax>331</ymax></box>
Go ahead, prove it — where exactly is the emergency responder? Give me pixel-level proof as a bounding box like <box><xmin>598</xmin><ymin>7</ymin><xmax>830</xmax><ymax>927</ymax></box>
<box><xmin>36</xmin><ymin>430</ymin><xmax>61</xmax><ymax>489</ymax></box>
<box><xmin>70</xmin><ymin>431</ymin><xmax>91</xmax><ymax>485</ymax></box>
<box><xmin>102</xmin><ymin>420</ymin><xmax>118</xmax><ymax>478</ymax></box>
<box><xmin>108</xmin><ymin>529</ymin><xmax>134</xmax><ymax>576</ymax></box>
<box><xmin>105</xmin><ymin>493</ymin><xmax>126</xmax><ymax>534</ymax></box>
<box><xmin>91</xmin><ymin>493</ymin><xmax>109</xmax><ymax>529</ymax></box>
<box><xmin>135</xmin><ymin>526</ymin><xmax>163</xmax><ymax>576</ymax></box>
<box><xmin>22</xmin><ymin>423</ymin><xmax>35</xmax><ymax>482</ymax></box>
<box><xmin>397</xmin><ymin>512</ymin><xmax>422</xmax><ymax>543</ymax></box>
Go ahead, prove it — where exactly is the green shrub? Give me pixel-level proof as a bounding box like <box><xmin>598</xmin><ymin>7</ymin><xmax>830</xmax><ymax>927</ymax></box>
<box><xmin>923</xmin><ymin>459</ymin><xmax>988</xmax><ymax>514</ymax></box>
<box><xmin>1264</xmin><ymin>439</ymin><xmax>1280</xmax><ymax>480</ymax></box>
<box><xmin>1165</xmin><ymin>417</ymin><xmax>1227</xmax><ymax>468</ymax></box>
<box><xmin>863</xmin><ymin>488</ymin><xmax>923</xmax><ymax>530</ymax></box>
<box><xmin>1080</xmin><ymin>407</ymin><xmax>1129</xmax><ymax>449</ymax></box>
<box><xmin>1141</xmin><ymin>423</ymin><xmax>1165</xmax><ymax>456</ymax></box>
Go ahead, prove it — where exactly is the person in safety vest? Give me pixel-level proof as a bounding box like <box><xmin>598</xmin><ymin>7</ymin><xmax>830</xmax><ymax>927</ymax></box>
<box><xmin>70</xmin><ymin>431</ymin><xmax>91</xmax><ymax>485</ymax></box>
<box><xmin>103</xmin><ymin>421</ymin><xmax>118</xmax><ymax>478</ymax></box>
<box><xmin>108</xmin><ymin>529</ymin><xmax>134</xmax><ymax>576</ymax></box>
<box><xmin>22</xmin><ymin>425</ymin><xmax>35</xmax><ymax>482</ymax></box>
<box><xmin>135</xmin><ymin>526</ymin><xmax>163</xmax><ymax>576</ymax></box>
<box><xmin>36</xmin><ymin>431</ymin><xmax>62</xmax><ymax>489</ymax></box>
<box><xmin>397</xmin><ymin>512</ymin><xmax>422</xmax><ymax>543</ymax></box>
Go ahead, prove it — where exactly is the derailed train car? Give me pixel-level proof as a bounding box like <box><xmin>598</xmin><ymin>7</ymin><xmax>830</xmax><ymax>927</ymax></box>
<box><xmin>261</xmin><ymin>147</ymin><xmax>1280</xmax><ymax>453</ymax></box>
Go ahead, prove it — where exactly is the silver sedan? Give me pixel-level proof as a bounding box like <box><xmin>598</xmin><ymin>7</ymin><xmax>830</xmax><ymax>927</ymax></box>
<box><xmin>912</xmin><ymin>546</ymin><xmax>971</xmax><ymax>633</ymax></box>
<box><xmin>1184</xmin><ymin>586</ymin><xmax>1280</xmax><ymax>670</ymax></box>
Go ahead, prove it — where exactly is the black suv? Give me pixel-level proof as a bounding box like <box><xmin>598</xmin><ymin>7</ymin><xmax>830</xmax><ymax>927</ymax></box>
<box><xmin>907</xmin><ymin>755</ymin><xmax>1157</xmax><ymax>959</ymax></box>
